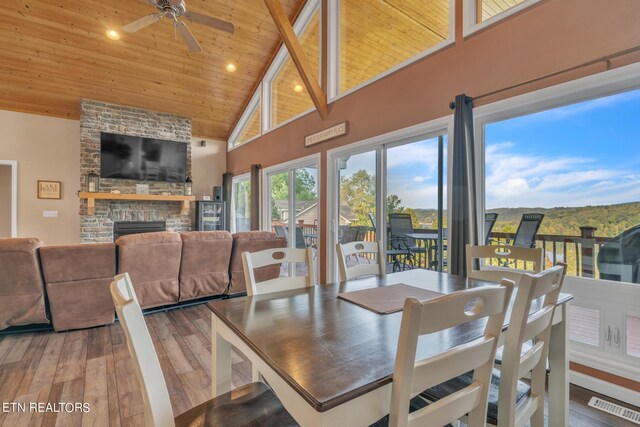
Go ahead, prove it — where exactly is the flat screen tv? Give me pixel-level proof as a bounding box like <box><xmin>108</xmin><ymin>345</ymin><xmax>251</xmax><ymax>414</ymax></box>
<box><xmin>100</xmin><ymin>132</ymin><xmax>187</xmax><ymax>183</ymax></box>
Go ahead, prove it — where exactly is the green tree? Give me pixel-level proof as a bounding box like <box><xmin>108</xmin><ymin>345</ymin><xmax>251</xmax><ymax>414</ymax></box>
<box><xmin>340</xmin><ymin>169</ymin><xmax>407</xmax><ymax>225</ymax></box>
<box><xmin>271</xmin><ymin>169</ymin><xmax>317</xmax><ymax>201</ymax></box>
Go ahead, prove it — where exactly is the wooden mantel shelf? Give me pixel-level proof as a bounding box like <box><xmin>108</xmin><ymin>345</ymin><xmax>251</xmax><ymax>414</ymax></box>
<box><xmin>79</xmin><ymin>192</ymin><xmax>196</xmax><ymax>216</ymax></box>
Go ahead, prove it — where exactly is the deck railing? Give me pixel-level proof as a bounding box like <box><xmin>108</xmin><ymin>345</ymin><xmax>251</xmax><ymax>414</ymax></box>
<box><xmin>297</xmin><ymin>223</ymin><xmax>618</xmax><ymax>279</ymax></box>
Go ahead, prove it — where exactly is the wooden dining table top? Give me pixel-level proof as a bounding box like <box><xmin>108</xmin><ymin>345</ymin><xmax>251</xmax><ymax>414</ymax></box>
<box><xmin>207</xmin><ymin>269</ymin><xmax>572</xmax><ymax>413</ymax></box>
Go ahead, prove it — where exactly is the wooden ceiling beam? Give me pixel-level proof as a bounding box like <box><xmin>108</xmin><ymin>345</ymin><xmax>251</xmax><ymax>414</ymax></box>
<box><xmin>263</xmin><ymin>0</ymin><xmax>327</xmax><ymax>120</ymax></box>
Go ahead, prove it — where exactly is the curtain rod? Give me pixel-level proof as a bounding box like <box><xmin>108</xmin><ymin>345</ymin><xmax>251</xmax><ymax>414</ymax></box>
<box><xmin>449</xmin><ymin>45</ymin><xmax>640</xmax><ymax>109</ymax></box>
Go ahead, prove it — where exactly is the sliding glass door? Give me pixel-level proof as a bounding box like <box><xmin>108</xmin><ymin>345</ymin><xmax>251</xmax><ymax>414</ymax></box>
<box><xmin>329</xmin><ymin>128</ymin><xmax>449</xmax><ymax>280</ymax></box>
<box><xmin>231</xmin><ymin>174</ymin><xmax>250</xmax><ymax>233</ymax></box>
<box><xmin>264</xmin><ymin>156</ymin><xmax>320</xmax><ymax>281</ymax></box>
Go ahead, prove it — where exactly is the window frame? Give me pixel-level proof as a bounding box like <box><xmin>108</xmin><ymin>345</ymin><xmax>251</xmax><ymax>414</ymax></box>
<box><xmin>463</xmin><ymin>0</ymin><xmax>540</xmax><ymax>38</ymax></box>
<box><xmin>326</xmin><ymin>116</ymin><xmax>453</xmax><ymax>282</ymax></box>
<box><xmin>230</xmin><ymin>173</ymin><xmax>251</xmax><ymax>233</ymax></box>
<box><xmin>227</xmin><ymin>88</ymin><xmax>262</xmax><ymax>150</ymax></box>
<box><xmin>327</xmin><ymin>0</ymin><xmax>456</xmax><ymax>101</ymax></box>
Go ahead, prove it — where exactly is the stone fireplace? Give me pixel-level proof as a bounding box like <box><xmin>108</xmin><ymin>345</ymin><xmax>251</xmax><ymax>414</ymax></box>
<box><xmin>80</xmin><ymin>99</ymin><xmax>193</xmax><ymax>243</ymax></box>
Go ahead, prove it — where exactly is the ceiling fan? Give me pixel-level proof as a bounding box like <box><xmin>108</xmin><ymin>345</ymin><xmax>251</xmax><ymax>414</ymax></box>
<box><xmin>122</xmin><ymin>0</ymin><xmax>235</xmax><ymax>53</ymax></box>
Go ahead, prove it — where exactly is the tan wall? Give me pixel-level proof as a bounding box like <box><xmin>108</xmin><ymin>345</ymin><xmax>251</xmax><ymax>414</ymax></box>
<box><xmin>0</xmin><ymin>165</ymin><xmax>12</xmax><ymax>237</ymax></box>
<box><xmin>0</xmin><ymin>110</ymin><xmax>81</xmax><ymax>244</ymax></box>
<box><xmin>227</xmin><ymin>0</ymin><xmax>640</xmax><ymax>282</ymax></box>
<box><xmin>190</xmin><ymin>137</ymin><xmax>226</xmax><ymax>199</ymax></box>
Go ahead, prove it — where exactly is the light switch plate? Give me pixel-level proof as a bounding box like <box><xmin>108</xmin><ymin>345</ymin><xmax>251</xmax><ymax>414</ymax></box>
<box><xmin>43</xmin><ymin>210</ymin><xmax>59</xmax><ymax>218</ymax></box>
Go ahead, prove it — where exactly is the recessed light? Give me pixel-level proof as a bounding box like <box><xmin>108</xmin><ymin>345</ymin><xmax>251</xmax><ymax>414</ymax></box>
<box><xmin>294</xmin><ymin>84</ymin><xmax>304</xmax><ymax>93</ymax></box>
<box><xmin>106</xmin><ymin>29</ymin><xmax>120</xmax><ymax>40</ymax></box>
<box><xmin>226</xmin><ymin>63</ymin><xmax>237</xmax><ymax>72</ymax></box>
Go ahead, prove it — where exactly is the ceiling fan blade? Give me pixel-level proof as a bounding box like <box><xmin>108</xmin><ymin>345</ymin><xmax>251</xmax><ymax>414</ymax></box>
<box><xmin>175</xmin><ymin>21</ymin><xmax>201</xmax><ymax>52</ymax></box>
<box><xmin>184</xmin><ymin>11</ymin><xmax>235</xmax><ymax>34</ymax></box>
<box><xmin>122</xmin><ymin>13</ymin><xmax>163</xmax><ymax>33</ymax></box>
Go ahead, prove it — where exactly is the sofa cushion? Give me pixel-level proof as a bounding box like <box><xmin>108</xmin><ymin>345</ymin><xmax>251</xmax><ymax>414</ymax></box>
<box><xmin>117</xmin><ymin>232</ymin><xmax>182</xmax><ymax>309</ymax></box>
<box><xmin>228</xmin><ymin>232</ymin><xmax>287</xmax><ymax>294</ymax></box>
<box><xmin>40</xmin><ymin>243</ymin><xmax>116</xmax><ymax>331</ymax></box>
<box><xmin>179</xmin><ymin>231</ymin><xmax>233</xmax><ymax>301</ymax></box>
<box><xmin>0</xmin><ymin>238</ymin><xmax>49</xmax><ymax>329</ymax></box>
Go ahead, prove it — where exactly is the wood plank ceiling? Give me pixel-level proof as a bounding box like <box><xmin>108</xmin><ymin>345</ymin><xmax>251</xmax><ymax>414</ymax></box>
<box><xmin>0</xmin><ymin>0</ymin><xmax>306</xmax><ymax>139</ymax></box>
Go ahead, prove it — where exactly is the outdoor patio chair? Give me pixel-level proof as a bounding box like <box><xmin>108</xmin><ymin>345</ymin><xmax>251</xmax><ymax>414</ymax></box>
<box><xmin>388</xmin><ymin>213</ymin><xmax>427</xmax><ymax>257</ymax></box>
<box><xmin>484</xmin><ymin>212</ymin><xmax>498</xmax><ymax>245</ymax></box>
<box><xmin>511</xmin><ymin>213</ymin><xmax>544</xmax><ymax>248</ymax></box>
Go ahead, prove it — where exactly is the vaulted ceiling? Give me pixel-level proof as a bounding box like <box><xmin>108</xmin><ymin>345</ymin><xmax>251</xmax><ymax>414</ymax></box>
<box><xmin>0</xmin><ymin>0</ymin><xmax>306</xmax><ymax>139</ymax></box>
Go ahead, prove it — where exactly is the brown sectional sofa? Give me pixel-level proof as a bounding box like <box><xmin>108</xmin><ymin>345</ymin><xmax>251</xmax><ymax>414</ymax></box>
<box><xmin>40</xmin><ymin>243</ymin><xmax>116</xmax><ymax>332</ymax></box>
<box><xmin>179</xmin><ymin>231</ymin><xmax>233</xmax><ymax>302</ymax></box>
<box><xmin>0</xmin><ymin>238</ymin><xmax>49</xmax><ymax>330</ymax></box>
<box><xmin>0</xmin><ymin>230</ymin><xmax>286</xmax><ymax>332</ymax></box>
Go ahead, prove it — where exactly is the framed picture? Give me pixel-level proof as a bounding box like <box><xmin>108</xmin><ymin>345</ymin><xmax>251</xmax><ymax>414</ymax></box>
<box><xmin>37</xmin><ymin>180</ymin><xmax>61</xmax><ymax>199</ymax></box>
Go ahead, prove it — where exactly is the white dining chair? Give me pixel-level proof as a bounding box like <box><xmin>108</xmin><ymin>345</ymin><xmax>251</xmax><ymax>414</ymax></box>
<box><xmin>242</xmin><ymin>247</ymin><xmax>314</xmax><ymax>296</ymax></box>
<box><xmin>110</xmin><ymin>273</ymin><xmax>298</xmax><ymax>427</ymax></box>
<box><xmin>388</xmin><ymin>282</ymin><xmax>514</xmax><ymax>427</ymax></box>
<box><xmin>466</xmin><ymin>243</ymin><xmax>544</xmax><ymax>285</ymax></box>
<box><xmin>336</xmin><ymin>240</ymin><xmax>385</xmax><ymax>281</ymax></box>
<box><xmin>421</xmin><ymin>264</ymin><xmax>566</xmax><ymax>427</ymax></box>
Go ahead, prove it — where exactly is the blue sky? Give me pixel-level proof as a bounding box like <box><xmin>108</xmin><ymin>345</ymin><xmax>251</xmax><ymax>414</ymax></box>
<box><xmin>485</xmin><ymin>89</ymin><xmax>640</xmax><ymax>208</ymax></box>
<box><xmin>341</xmin><ymin>88</ymin><xmax>640</xmax><ymax>210</ymax></box>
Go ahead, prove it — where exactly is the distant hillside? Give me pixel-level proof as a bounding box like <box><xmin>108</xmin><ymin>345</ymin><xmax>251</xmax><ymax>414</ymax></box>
<box><xmin>413</xmin><ymin>202</ymin><xmax>640</xmax><ymax>238</ymax></box>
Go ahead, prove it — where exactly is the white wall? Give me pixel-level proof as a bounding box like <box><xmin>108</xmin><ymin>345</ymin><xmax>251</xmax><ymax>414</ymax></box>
<box><xmin>190</xmin><ymin>137</ymin><xmax>227</xmax><ymax>199</ymax></box>
<box><xmin>0</xmin><ymin>111</ymin><xmax>81</xmax><ymax>244</ymax></box>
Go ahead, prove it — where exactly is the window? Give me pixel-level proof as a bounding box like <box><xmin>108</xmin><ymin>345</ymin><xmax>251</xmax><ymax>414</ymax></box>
<box><xmin>270</xmin><ymin>11</ymin><xmax>319</xmax><ymax>127</ymax></box>
<box><xmin>236</xmin><ymin>101</ymin><xmax>261</xmax><ymax>145</ymax></box>
<box><xmin>484</xmin><ymin>89</ymin><xmax>640</xmax><ymax>284</ymax></box>
<box><xmin>231</xmin><ymin>175</ymin><xmax>250</xmax><ymax>232</ymax></box>
<box><xmin>334</xmin><ymin>0</ymin><xmax>452</xmax><ymax>95</ymax></box>
<box><xmin>464</xmin><ymin>0</ymin><xmax>539</xmax><ymax>35</ymax></box>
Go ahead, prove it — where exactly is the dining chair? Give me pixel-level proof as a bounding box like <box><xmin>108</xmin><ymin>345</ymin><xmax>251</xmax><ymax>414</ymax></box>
<box><xmin>336</xmin><ymin>240</ymin><xmax>385</xmax><ymax>281</ymax></box>
<box><xmin>466</xmin><ymin>244</ymin><xmax>544</xmax><ymax>285</ymax></box>
<box><xmin>388</xmin><ymin>282</ymin><xmax>514</xmax><ymax>427</ymax></box>
<box><xmin>242</xmin><ymin>247</ymin><xmax>314</xmax><ymax>296</ymax></box>
<box><xmin>110</xmin><ymin>273</ymin><xmax>298</xmax><ymax>427</ymax></box>
<box><xmin>512</xmin><ymin>213</ymin><xmax>545</xmax><ymax>248</ymax></box>
<box><xmin>421</xmin><ymin>264</ymin><xmax>566</xmax><ymax>427</ymax></box>
<box><xmin>484</xmin><ymin>212</ymin><xmax>499</xmax><ymax>245</ymax></box>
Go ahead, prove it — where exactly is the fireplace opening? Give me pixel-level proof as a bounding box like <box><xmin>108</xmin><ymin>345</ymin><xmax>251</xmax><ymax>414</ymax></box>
<box><xmin>113</xmin><ymin>221</ymin><xmax>166</xmax><ymax>241</ymax></box>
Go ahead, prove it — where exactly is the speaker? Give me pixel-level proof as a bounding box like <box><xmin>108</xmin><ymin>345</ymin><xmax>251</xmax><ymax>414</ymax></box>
<box><xmin>213</xmin><ymin>186</ymin><xmax>223</xmax><ymax>201</ymax></box>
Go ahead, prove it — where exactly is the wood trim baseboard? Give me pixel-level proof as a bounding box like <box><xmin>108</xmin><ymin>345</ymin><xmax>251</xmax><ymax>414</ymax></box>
<box><xmin>570</xmin><ymin>362</ymin><xmax>640</xmax><ymax>393</ymax></box>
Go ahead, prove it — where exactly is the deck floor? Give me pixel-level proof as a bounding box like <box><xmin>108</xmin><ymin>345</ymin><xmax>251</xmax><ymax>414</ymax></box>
<box><xmin>0</xmin><ymin>303</ymin><xmax>637</xmax><ymax>426</ymax></box>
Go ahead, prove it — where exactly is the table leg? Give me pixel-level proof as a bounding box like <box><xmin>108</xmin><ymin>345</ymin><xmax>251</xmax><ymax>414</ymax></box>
<box><xmin>211</xmin><ymin>313</ymin><xmax>232</xmax><ymax>397</ymax></box>
<box><xmin>548</xmin><ymin>303</ymin><xmax>569</xmax><ymax>427</ymax></box>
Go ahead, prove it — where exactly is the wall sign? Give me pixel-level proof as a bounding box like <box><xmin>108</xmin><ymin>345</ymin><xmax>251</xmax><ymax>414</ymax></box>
<box><xmin>305</xmin><ymin>121</ymin><xmax>349</xmax><ymax>147</ymax></box>
<box><xmin>38</xmin><ymin>180</ymin><xmax>61</xmax><ymax>199</ymax></box>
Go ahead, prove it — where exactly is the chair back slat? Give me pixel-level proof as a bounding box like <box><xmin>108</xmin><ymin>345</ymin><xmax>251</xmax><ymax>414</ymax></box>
<box><xmin>110</xmin><ymin>274</ymin><xmax>175</xmax><ymax>427</ymax></box>
<box><xmin>523</xmin><ymin>305</ymin><xmax>555</xmax><ymax>342</ymax></box>
<box><xmin>517</xmin><ymin>341</ymin><xmax>545</xmax><ymax>379</ymax></box>
<box><xmin>408</xmin><ymin>384</ymin><xmax>483</xmax><ymax>427</ymax></box>
<box><xmin>336</xmin><ymin>240</ymin><xmax>385</xmax><ymax>281</ymax></box>
<box><xmin>242</xmin><ymin>247</ymin><xmax>314</xmax><ymax>296</ymax></box>
<box><xmin>418</xmin><ymin>286</ymin><xmax>511</xmax><ymax>334</ymax></box>
<box><xmin>466</xmin><ymin>244</ymin><xmax>543</xmax><ymax>285</ymax></box>
<box><xmin>484</xmin><ymin>213</ymin><xmax>498</xmax><ymax>245</ymax></box>
<box><xmin>411</xmin><ymin>337</ymin><xmax>496</xmax><ymax>394</ymax></box>
<box><xmin>389</xmin><ymin>282</ymin><xmax>513</xmax><ymax>427</ymax></box>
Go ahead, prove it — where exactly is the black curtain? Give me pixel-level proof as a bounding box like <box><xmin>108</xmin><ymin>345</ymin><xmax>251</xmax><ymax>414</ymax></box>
<box><xmin>250</xmin><ymin>164</ymin><xmax>261</xmax><ymax>231</ymax></box>
<box><xmin>222</xmin><ymin>172</ymin><xmax>232</xmax><ymax>231</ymax></box>
<box><xmin>449</xmin><ymin>94</ymin><xmax>479</xmax><ymax>276</ymax></box>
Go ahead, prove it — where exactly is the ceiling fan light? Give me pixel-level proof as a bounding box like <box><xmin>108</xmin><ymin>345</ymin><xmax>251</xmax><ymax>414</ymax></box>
<box><xmin>225</xmin><ymin>63</ymin><xmax>237</xmax><ymax>72</ymax></box>
<box><xmin>294</xmin><ymin>84</ymin><xmax>304</xmax><ymax>93</ymax></box>
<box><xmin>106</xmin><ymin>29</ymin><xmax>120</xmax><ymax>40</ymax></box>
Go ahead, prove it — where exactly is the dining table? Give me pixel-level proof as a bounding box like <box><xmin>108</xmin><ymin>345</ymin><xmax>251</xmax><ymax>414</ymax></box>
<box><xmin>208</xmin><ymin>268</ymin><xmax>572</xmax><ymax>427</ymax></box>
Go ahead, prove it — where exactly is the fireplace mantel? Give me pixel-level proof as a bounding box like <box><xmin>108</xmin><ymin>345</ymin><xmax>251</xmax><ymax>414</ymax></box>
<box><xmin>79</xmin><ymin>192</ymin><xmax>196</xmax><ymax>215</ymax></box>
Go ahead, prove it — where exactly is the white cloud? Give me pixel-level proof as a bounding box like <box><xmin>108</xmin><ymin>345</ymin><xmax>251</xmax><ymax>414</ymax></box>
<box><xmin>485</xmin><ymin>142</ymin><xmax>639</xmax><ymax>208</ymax></box>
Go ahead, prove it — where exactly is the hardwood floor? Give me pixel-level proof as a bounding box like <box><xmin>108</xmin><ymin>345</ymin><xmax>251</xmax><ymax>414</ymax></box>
<box><xmin>0</xmin><ymin>303</ymin><xmax>637</xmax><ymax>426</ymax></box>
